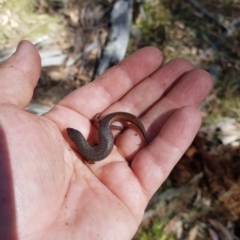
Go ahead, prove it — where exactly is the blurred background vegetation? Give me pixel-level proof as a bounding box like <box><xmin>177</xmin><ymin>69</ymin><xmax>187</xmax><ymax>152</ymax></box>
<box><xmin>132</xmin><ymin>0</ymin><xmax>240</xmax><ymax>126</ymax></box>
<box><xmin>1</xmin><ymin>0</ymin><xmax>240</xmax><ymax>239</ymax></box>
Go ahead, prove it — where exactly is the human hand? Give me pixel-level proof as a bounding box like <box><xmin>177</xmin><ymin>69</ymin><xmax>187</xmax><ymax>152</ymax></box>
<box><xmin>0</xmin><ymin>40</ymin><xmax>212</xmax><ymax>239</ymax></box>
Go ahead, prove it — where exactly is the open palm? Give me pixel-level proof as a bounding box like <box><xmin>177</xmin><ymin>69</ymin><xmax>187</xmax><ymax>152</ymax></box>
<box><xmin>0</xmin><ymin>41</ymin><xmax>212</xmax><ymax>240</ymax></box>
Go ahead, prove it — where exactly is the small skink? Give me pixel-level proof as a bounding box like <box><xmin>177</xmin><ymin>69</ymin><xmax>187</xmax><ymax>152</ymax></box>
<box><xmin>67</xmin><ymin>112</ymin><xmax>150</xmax><ymax>163</ymax></box>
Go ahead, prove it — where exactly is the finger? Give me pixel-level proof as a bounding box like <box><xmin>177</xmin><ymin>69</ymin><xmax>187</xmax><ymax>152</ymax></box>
<box><xmin>85</xmin><ymin>58</ymin><xmax>194</xmax><ymax>160</ymax></box>
<box><xmin>145</xmin><ymin>68</ymin><xmax>213</xmax><ymax>138</ymax></box>
<box><xmin>115</xmin><ymin>68</ymin><xmax>212</xmax><ymax>159</ymax></box>
<box><xmin>104</xmin><ymin>58</ymin><xmax>194</xmax><ymax>115</ymax></box>
<box><xmin>131</xmin><ymin>106</ymin><xmax>202</xmax><ymax>199</ymax></box>
<box><xmin>58</xmin><ymin>47</ymin><xmax>163</xmax><ymax>119</ymax></box>
<box><xmin>0</xmin><ymin>40</ymin><xmax>41</xmax><ymax>108</ymax></box>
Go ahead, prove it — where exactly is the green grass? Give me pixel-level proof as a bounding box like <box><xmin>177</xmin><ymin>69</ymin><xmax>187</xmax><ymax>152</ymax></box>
<box><xmin>134</xmin><ymin>220</ymin><xmax>176</xmax><ymax>240</ymax></box>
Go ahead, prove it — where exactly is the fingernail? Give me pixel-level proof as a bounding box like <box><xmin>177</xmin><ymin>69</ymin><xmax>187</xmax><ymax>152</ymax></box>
<box><xmin>16</xmin><ymin>40</ymin><xmax>24</xmax><ymax>51</ymax></box>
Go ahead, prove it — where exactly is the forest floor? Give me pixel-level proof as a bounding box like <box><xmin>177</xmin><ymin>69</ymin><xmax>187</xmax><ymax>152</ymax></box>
<box><xmin>1</xmin><ymin>0</ymin><xmax>240</xmax><ymax>239</ymax></box>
